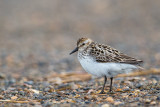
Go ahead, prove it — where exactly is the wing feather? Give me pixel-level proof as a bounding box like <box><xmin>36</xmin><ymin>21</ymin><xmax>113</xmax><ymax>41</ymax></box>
<box><xmin>90</xmin><ymin>43</ymin><xmax>143</xmax><ymax>65</ymax></box>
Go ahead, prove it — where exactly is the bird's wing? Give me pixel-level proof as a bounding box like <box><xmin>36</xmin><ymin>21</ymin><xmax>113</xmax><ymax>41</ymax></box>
<box><xmin>90</xmin><ymin>43</ymin><xmax>143</xmax><ymax>65</ymax></box>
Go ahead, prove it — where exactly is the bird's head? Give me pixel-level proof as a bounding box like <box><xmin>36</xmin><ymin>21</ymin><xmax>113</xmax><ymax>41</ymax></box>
<box><xmin>70</xmin><ymin>37</ymin><xmax>93</xmax><ymax>55</ymax></box>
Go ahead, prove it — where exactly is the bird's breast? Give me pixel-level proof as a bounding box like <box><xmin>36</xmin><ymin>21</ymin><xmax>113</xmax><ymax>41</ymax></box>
<box><xmin>77</xmin><ymin>53</ymin><xmax>138</xmax><ymax>77</ymax></box>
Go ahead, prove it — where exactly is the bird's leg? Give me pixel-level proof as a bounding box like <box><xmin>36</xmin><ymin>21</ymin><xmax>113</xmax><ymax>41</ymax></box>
<box><xmin>109</xmin><ymin>77</ymin><xmax>113</xmax><ymax>92</ymax></box>
<box><xmin>99</xmin><ymin>76</ymin><xmax>107</xmax><ymax>94</ymax></box>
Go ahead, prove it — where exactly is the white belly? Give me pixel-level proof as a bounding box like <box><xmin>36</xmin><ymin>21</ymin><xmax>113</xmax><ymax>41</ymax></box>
<box><xmin>78</xmin><ymin>56</ymin><xmax>138</xmax><ymax>77</ymax></box>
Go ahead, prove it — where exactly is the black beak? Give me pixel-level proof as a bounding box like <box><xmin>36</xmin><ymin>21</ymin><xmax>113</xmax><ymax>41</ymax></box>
<box><xmin>70</xmin><ymin>47</ymin><xmax>78</xmax><ymax>55</ymax></box>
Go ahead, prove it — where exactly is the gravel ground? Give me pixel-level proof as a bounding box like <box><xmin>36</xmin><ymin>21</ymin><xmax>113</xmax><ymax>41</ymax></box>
<box><xmin>0</xmin><ymin>72</ymin><xmax>159</xmax><ymax>106</ymax></box>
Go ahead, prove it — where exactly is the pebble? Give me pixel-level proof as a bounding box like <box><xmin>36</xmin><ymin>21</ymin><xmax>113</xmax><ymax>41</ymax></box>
<box><xmin>106</xmin><ymin>97</ymin><xmax>114</xmax><ymax>103</ymax></box>
<box><xmin>157</xmin><ymin>96</ymin><xmax>160</xmax><ymax>100</ymax></box>
<box><xmin>0</xmin><ymin>95</ymin><xmax>4</xmax><ymax>99</ymax></box>
<box><xmin>71</xmin><ymin>83</ymin><xmax>78</xmax><ymax>89</ymax></box>
<box><xmin>135</xmin><ymin>97</ymin><xmax>140</xmax><ymax>101</ymax></box>
<box><xmin>85</xmin><ymin>101</ymin><xmax>90</xmax><ymax>104</ymax></box>
<box><xmin>0</xmin><ymin>73</ymin><xmax>6</xmax><ymax>79</ymax></box>
<box><xmin>19</xmin><ymin>91</ymin><xmax>25</xmax><ymax>96</ymax></box>
<box><xmin>65</xmin><ymin>93</ymin><xmax>70</xmax><ymax>95</ymax></box>
<box><xmin>101</xmin><ymin>104</ymin><xmax>110</xmax><ymax>107</ymax></box>
<box><xmin>123</xmin><ymin>86</ymin><xmax>130</xmax><ymax>91</ymax></box>
<box><xmin>12</xmin><ymin>91</ymin><xmax>18</xmax><ymax>94</ymax></box>
<box><xmin>24</xmin><ymin>81</ymin><xmax>34</xmax><ymax>85</ymax></box>
<box><xmin>8</xmin><ymin>78</ymin><xmax>16</xmax><ymax>85</ymax></box>
<box><xmin>145</xmin><ymin>99</ymin><xmax>151</xmax><ymax>104</ymax></box>
<box><xmin>114</xmin><ymin>101</ymin><xmax>122</xmax><ymax>105</ymax></box>
<box><xmin>136</xmin><ymin>83</ymin><xmax>143</xmax><ymax>88</ymax></box>
<box><xmin>44</xmin><ymin>87</ymin><xmax>50</xmax><ymax>92</ymax></box>
<box><xmin>150</xmin><ymin>101</ymin><xmax>156</xmax><ymax>105</ymax></box>
<box><xmin>83</xmin><ymin>87</ymin><xmax>90</xmax><ymax>90</ymax></box>
<box><xmin>11</xmin><ymin>96</ymin><xmax>18</xmax><ymax>100</ymax></box>
<box><xmin>41</xmin><ymin>100</ymin><xmax>45</xmax><ymax>104</ymax></box>
<box><xmin>71</xmin><ymin>92</ymin><xmax>76</xmax><ymax>95</ymax></box>
<box><xmin>29</xmin><ymin>89</ymin><xmax>39</xmax><ymax>94</ymax></box>
<box><xmin>129</xmin><ymin>93</ymin><xmax>134</xmax><ymax>96</ymax></box>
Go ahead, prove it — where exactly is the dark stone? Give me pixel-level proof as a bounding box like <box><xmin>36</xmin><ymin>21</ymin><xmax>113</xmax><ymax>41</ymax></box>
<box><xmin>40</xmin><ymin>100</ymin><xmax>45</xmax><ymax>104</ymax></box>
<box><xmin>19</xmin><ymin>91</ymin><xmax>25</xmax><ymax>96</ymax></box>
<box><xmin>65</xmin><ymin>93</ymin><xmax>70</xmax><ymax>95</ymax></box>
<box><xmin>24</xmin><ymin>81</ymin><xmax>33</xmax><ymax>85</ymax></box>
<box><xmin>83</xmin><ymin>87</ymin><xmax>90</xmax><ymax>90</ymax></box>
<box><xmin>85</xmin><ymin>101</ymin><xmax>90</xmax><ymax>104</ymax></box>
<box><xmin>136</xmin><ymin>83</ymin><xmax>143</xmax><ymax>88</ymax></box>
<box><xmin>157</xmin><ymin>96</ymin><xmax>160</xmax><ymax>100</ymax></box>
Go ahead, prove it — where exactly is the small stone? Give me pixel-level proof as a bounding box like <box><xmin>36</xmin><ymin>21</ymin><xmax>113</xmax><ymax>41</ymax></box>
<box><xmin>116</xmin><ymin>88</ymin><xmax>122</xmax><ymax>92</ymax></box>
<box><xmin>135</xmin><ymin>97</ymin><xmax>140</xmax><ymax>101</ymax></box>
<box><xmin>9</xmin><ymin>78</ymin><xmax>16</xmax><ymax>84</ymax></box>
<box><xmin>150</xmin><ymin>101</ymin><xmax>156</xmax><ymax>105</ymax></box>
<box><xmin>84</xmin><ymin>96</ymin><xmax>89</xmax><ymax>100</ymax></box>
<box><xmin>101</xmin><ymin>104</ymin><xmax>110</xmax><ymax>107</ymax></box>
<box><xmin>114</xmin><ymin>101</ymin><xmax>122</xmax><ymax>105</ymax></box>
<box><xmin>40</xmin><ymin>100</ymin><xmax>45</xmax><ymax>104</ymax></box>
<box><xmin>24</xmin><ymin>81</ymin><xmax>33</xmax><ymax>85</ymax></box>
<box><xmin>71</xmin><ymin>92</ymin><xmax>76</xmax><ymax>95</ymax></box>
<box><xmin>12</xmin><ymin>91</ymin><xmax>18</xmax><ymax>94</ymax></box>
<box><xmin>136</xmin><ymin>83</ymin><xmax>143</xmax><ymax>88</ymax></box>
<box><xmin>121</xmin><ymin>93</ymin><xmax>129</xmax><ymax>98</ymax></box>
<box><xmin>145</xmin><ymin>99</ymin><xmax>151</xmax><ymax>104</ymax></box>
<box><xmin>106</xmin><ymin>97</ymin><xmax>114</xmax><ymax>103</ymax></box>
<box><xmin>55</xmin><ymin>77</ymin><xmax>62</xmax><ymax>84</ymax></box>
<box><xmin>157</xmin><ymin>96</ymin><xmax>160</xmax><ymax>100</ymax></box>
<box><xmin>65</xmin><ymin>93</ymin><xmax>70</xmax><ymax>95</ymax></box>
<box><xmin>123</xmin><ymin>86</ymin><xmax>130</xmax><ymax>91</ymax></box>
<box><xmin>19</xmin><ymin>91</ymin><xmax>25</xmax><ymax>96</ymax></box>
<box><xmin>71</xmin><ymin>83</ymin><xmax>78</xmax><ymax>89</ymax></box>
<box><xmin>0</xmin><ymin>73</ymin><xmax>6</xmax><ymax>79</ymax></box>
<box><xmin>44</xmin><ymin>87</ymin><xmax>50</xmax><ymax>92</ymax></box>
<box><xmin>83</xmin><ymin>87</ymin><xmax>90</xmax><ymax>90</ymax></box>
<box><xmin>85</xmin><ymin>101</ymin><xmax>90</xmax><ymax>104</ymax></box>
<box><xmin>29</xmin><ymin>89</ymin><xmax>39</xmax><ymax>94</ymax></box>
<box><xmin>11</xmin><ymin>96</ymin><xmax>18</xmax><ymax>100</ymax></box>
<box><xmin>87</xmin><ymin>89</ymin><xmax>94</xmax><ymax>94</ymax></box>
<box><xmin>0</xmin><ymin>95</ymin><xmax>4</xmax><ymax>99</ymax></box>
<box><xmin>129</xmin><ymin>93</ymin><xmax>134</xmax><ymax>96</ymax></box>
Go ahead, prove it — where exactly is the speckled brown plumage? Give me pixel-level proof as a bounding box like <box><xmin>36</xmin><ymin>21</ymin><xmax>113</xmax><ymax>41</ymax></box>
<box><xmin>77</xmin><ymin>38</ymin><xmax>143</xmax><ymax>65</ymax></box>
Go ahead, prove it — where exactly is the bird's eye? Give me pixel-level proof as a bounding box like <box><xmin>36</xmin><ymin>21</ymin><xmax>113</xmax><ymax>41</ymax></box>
<box><xmin>82</xmin><ymin>43</ymin><xmax>85</xmax><ymax>45</ymax></box>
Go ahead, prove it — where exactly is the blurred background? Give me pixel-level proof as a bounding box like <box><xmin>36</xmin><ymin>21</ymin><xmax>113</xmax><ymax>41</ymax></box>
<box><xmin>0</xmin><ymin>0</ymin><xmax>160</xmax><ymax>77</ymax></box>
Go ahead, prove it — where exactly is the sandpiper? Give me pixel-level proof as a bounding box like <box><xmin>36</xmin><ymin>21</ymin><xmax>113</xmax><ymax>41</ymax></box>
<box><xmin>70</xmin><ymin>37</ymin><xmax>143</xmax><ymax>94</ymax></box>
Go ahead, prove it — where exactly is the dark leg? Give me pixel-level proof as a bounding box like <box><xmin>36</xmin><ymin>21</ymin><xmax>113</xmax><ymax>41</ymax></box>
<box><xmin>109</xmin><ymin>77</ymin><xmax>113</xmax><ymax>92</ymax></box>
<box><xmin>99</xmin><ymin>76</ymin><xmax>107</xmax><ymax>94</ymax></box>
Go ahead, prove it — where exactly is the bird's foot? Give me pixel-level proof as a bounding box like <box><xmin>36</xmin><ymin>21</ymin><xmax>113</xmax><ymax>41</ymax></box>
<box><xmin>99</xmin><ymin>91</ymin><xmax>106</xmax><ymax>94</ymax></box>
<box><xmin>107</xmin><ymin>91</ymin><xmax>115</xmax><ymax>94</ymax></box>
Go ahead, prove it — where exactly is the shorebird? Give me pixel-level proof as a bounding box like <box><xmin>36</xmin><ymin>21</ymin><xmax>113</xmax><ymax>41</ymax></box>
<box><xmin>70</xmin><ymin>37</ymin><xmax>143</xmax><ymax>94</ymax></box>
